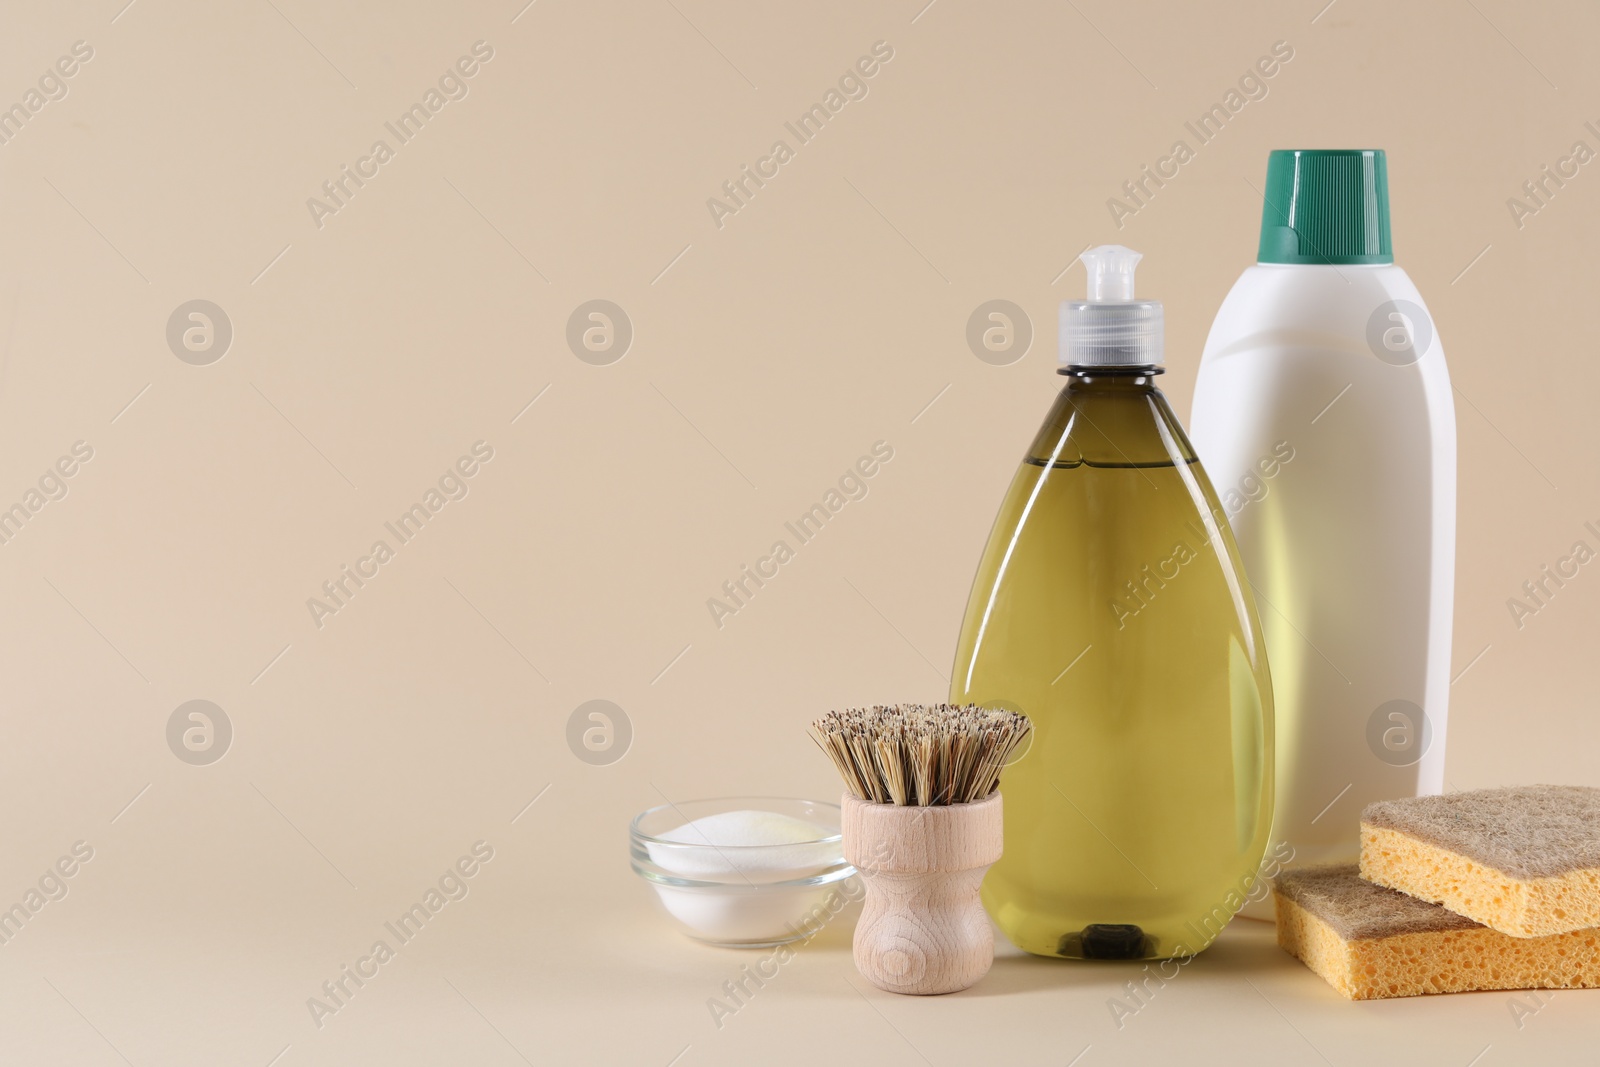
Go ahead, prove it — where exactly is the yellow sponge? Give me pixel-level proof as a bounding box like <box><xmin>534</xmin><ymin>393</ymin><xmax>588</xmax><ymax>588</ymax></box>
<box><xmin>1274</xmin><ymin>865</ymin><xmax>1600</xmax><ymax>1001</ymax></box>
<box><xmin>1361</xmin><ymin>785</ymin><xmax>1600</xmax><ymax>937</ymax></box>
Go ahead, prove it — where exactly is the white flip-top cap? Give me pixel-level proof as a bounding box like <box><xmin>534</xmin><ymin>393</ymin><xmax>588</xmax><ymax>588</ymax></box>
<box><xmin>1059</xmin><ymin>245</ymin><xmax>1164</xmax><ymax>367</ymax></box>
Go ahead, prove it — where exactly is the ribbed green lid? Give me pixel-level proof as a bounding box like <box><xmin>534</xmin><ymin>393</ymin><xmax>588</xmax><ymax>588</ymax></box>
<box><xmin>1258</xmin><ymin>149</ymin><xmax>1392</xmax><ymax>265</ymax></box>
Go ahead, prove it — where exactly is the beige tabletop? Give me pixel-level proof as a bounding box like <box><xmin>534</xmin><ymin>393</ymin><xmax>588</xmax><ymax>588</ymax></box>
<box><xmin>1</xmin><ymin>0</ymin><xmax>1598</xmax><ymax>1063</ymax></box>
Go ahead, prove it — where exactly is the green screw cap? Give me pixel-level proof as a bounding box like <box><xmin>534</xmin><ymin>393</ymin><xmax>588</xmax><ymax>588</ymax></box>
<box><xmin>1258</xmin><ymin>149</ymin><xmax>1393</xmax><ymax>265</ymax></box>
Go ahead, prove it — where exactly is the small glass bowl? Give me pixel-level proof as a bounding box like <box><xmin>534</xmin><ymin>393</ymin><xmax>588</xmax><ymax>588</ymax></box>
<box><xmin>630</xmin><ymin>797</ymin><xmax>856</xmax><ymax>948</ymax></box>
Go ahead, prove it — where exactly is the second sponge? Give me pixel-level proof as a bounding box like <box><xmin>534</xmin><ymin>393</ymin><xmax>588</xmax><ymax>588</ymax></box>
<box><xmin>1275</xmin><ymin>865</ymin><xmax>1600</xmax><ymax>1000</ymax></box>
<box><xmin>1361</xmin><ymin>785</ymin><xmax>1600</xmax><ymax>938</ymax></box>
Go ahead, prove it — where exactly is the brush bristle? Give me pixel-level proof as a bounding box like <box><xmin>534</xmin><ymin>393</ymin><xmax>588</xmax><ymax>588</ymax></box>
<box><xmin>808</xmin><ymin>704</ymin><xmax>1031</xmax><ymax>806</ymax></box>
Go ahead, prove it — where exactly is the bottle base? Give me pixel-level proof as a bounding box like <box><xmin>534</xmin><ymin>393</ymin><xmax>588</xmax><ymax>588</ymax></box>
<box><xmin>1006</xmin><ymin>921</ymin><xmax>1220</xmax><ymax>961</ymax></box>
<box><xmin>1058</xmin><ymin>924</ymin><xmax>1154</xmax><ymax>959</ymax></box>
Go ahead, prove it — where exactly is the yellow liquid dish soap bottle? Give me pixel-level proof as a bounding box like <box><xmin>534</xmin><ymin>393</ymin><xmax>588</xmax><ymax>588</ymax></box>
<box><xmin>950</xmin><ymin>245</ymin><xmax>1274</xmax><ymax>961</ymax></box>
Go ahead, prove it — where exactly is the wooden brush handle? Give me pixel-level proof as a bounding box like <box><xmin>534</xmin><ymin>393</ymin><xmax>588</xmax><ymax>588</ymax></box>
<box><xmin>841</xmin><ymin>791</ymin><xmax>1003</xmax><ymax>995</ymax></box>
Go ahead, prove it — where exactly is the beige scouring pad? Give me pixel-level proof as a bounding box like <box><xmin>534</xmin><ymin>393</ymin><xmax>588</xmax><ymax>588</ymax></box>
<box><xmin>1274</xmin><ymin>865</ymin><xmax>1600</xmax><ymax>1000</ymax></box>
<box><xmin>1361</xmin><ymin>785</ymin><xmax>1600</xmax><ymax>938</ymax></box>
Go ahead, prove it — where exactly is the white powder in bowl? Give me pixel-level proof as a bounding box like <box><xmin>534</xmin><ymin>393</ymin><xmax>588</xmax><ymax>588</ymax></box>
<box><xmin>647</xmin><ymin>809</ymin><xmax>838</xmax><ymax>883</ymax></box>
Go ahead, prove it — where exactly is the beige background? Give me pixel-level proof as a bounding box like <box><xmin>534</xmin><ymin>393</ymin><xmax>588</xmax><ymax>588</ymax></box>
<box><xmin>0</xmin><ymin>0</ymin><xmax>1596</xmax><ymax>1063</ymax></box>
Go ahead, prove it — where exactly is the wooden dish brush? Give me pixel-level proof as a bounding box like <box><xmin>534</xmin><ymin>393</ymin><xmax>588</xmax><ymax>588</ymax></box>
<box><xmin>809</xmin><ymin>704</ymin><xmax>1031</xmax><ymax>994</ymax></box>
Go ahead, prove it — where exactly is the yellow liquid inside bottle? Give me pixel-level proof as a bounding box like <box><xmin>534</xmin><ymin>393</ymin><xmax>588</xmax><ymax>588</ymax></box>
<box><xmin>950</xmin><ymin>370</ymin><xmax>1274</xmax><ymax>960</ymax></box>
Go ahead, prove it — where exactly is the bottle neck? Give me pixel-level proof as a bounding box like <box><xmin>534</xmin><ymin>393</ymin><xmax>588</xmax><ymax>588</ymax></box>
<box><xmin>1057</xmin><ymin>366</ymin><xmax>1164</xmax><ymax>384</ymax></box>
<box><xmin>1026</xmin><ymin>365</ymin><xmax>1194</xmax><ymax>468</ymax></box>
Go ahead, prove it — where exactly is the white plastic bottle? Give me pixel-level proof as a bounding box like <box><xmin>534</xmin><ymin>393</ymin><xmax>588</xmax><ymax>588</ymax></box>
<box><xmin>1190</xmin><ymin>150</ymin><xmax>1455</xmax><ymax>917</ymax></box>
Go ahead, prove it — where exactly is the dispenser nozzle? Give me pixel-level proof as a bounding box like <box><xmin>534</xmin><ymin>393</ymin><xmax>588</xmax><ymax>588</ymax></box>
<box><xmin>1081</xmin><ymin>245</ymin><xmax>1142</xmax><ymax>302</ymax></box>
<box><xmin>1059</xmin><ymin>245</ymin><xmax>1164</xmax><ymax>368</ymax></box>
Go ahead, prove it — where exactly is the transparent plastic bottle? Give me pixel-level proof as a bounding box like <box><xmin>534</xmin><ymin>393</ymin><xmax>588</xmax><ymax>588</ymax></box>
<box><xmin>950</xmin><ymin>247</ymin><xmax>1274</xmax><ymax>960</ymax></box>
